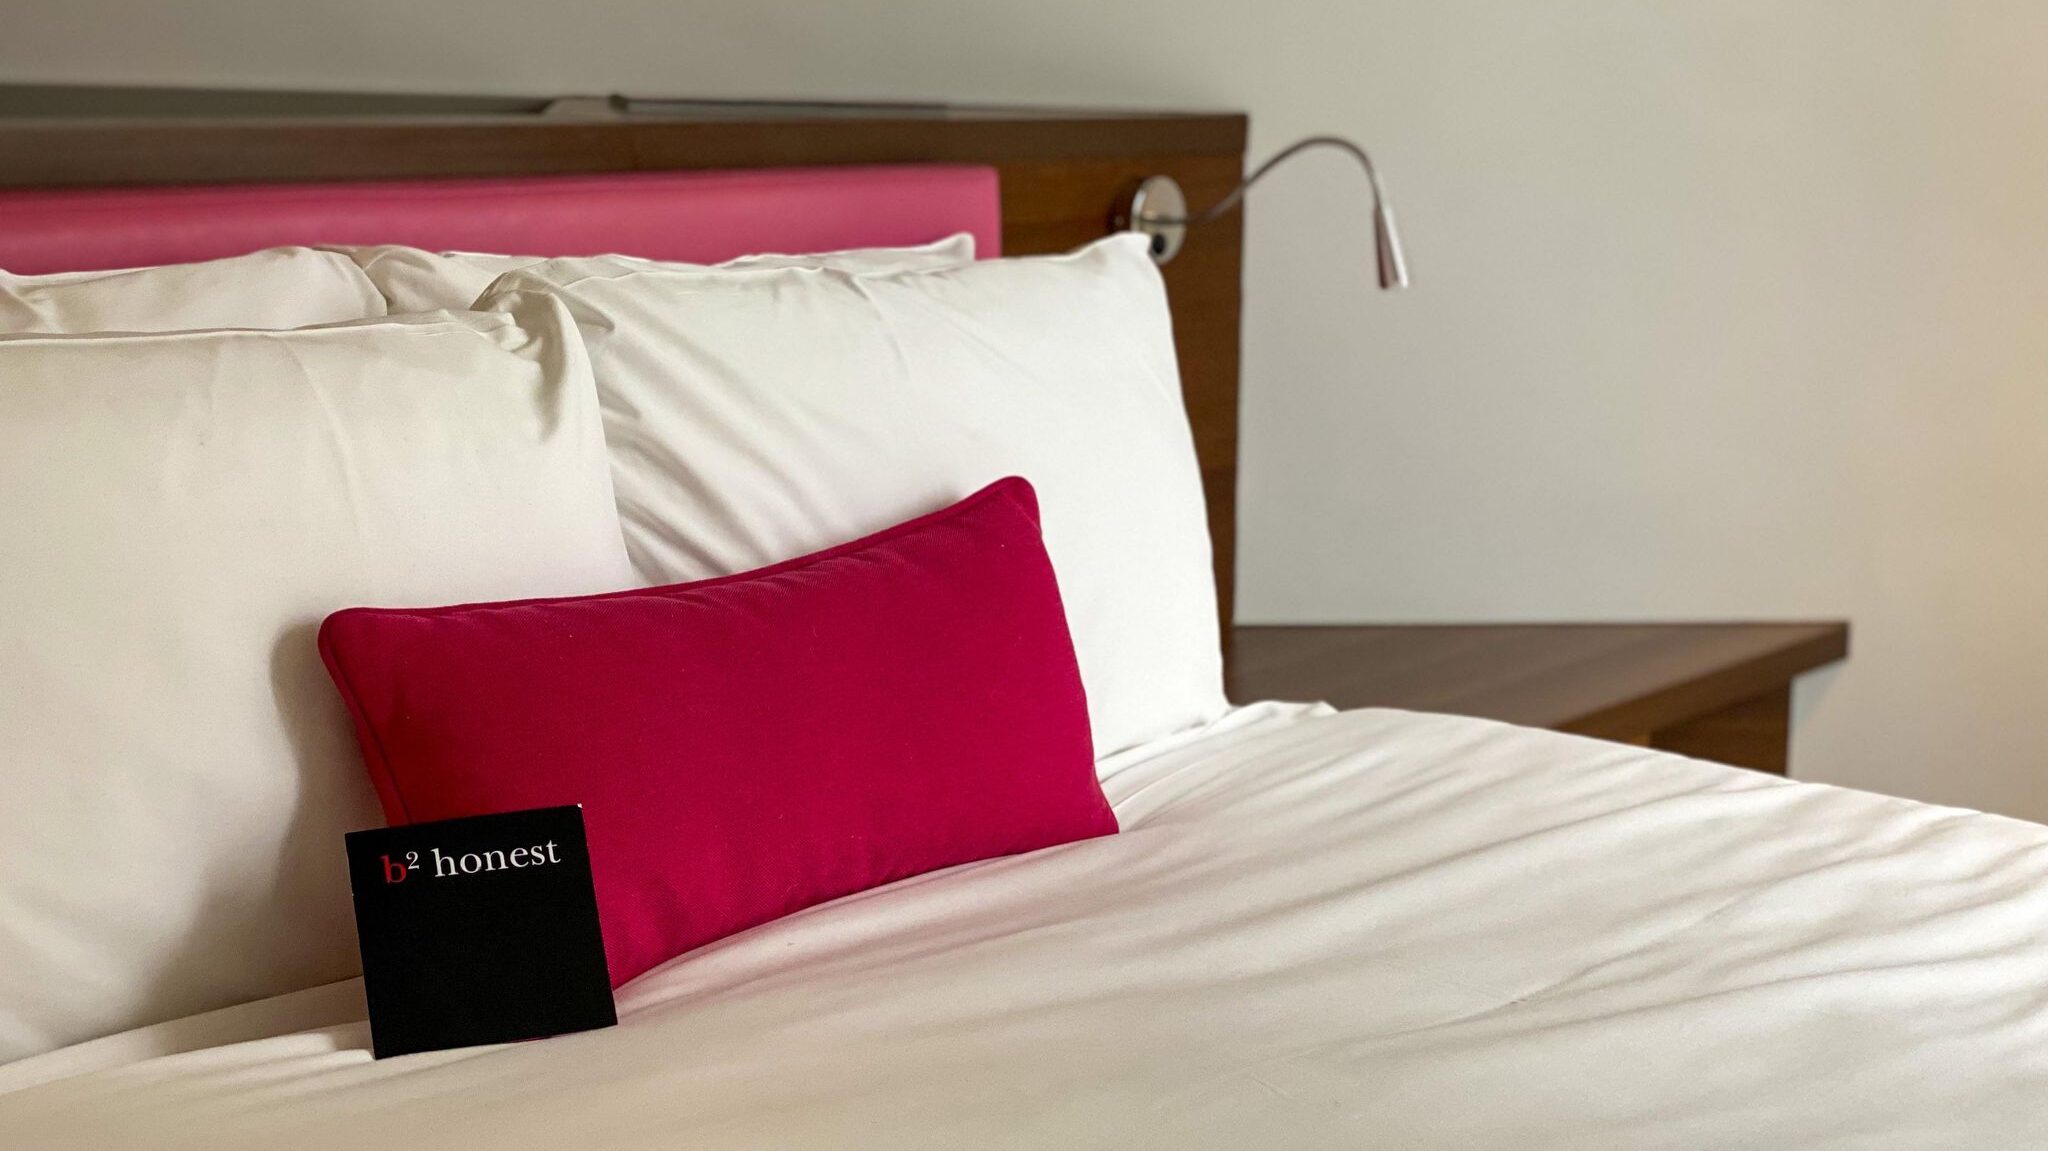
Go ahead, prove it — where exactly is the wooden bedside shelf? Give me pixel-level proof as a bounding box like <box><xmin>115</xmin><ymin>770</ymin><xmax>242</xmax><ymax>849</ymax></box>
<box><xmin>1226</xmin><ymin>622</ymin><xmax>1849</xmax><ymax>774</ymax></box>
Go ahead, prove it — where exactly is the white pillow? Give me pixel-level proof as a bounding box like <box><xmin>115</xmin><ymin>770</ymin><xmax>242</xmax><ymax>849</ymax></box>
<box><xmin>0</xmin><ymin>304</ymin><xmax>635</xmax><ymax>1063</ymax></box>
<box><xmin>331</xmin><ymin>246</ymin><xmax>534</xmax><ymax>313</ymax></box>
<box><xmin>332</xmin><ymin>234</ymin><xmax>977</xmax><ymax>313</ymax></box>
<box><xmin>0</xmin><ymin>247</ymin><xmax>386</xmax><ymax>333</ymax></box>
<box><xmin>477</xmin><ymin>233</ymin><xmax>1226</xmax><ymax>759</ymax></box>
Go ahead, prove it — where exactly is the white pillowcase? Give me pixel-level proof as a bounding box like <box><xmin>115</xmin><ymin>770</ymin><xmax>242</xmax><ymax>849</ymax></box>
<box><xmin>0</xmin><ymin>247</ymin><xmax>386</xmax><ymax>333</ymax></box>
<box><xmin>332</xmin><ymin>234</ymin><xmax>977</xmax><ymax>313</ymax></box>
<box><xmin>329</xmin><ymin>247</ymin><xmax>535</xmax><ymax>314</ymax></box>
<box><xmin>0</xmin><ymin>304</ymin><xmax>635</xmax><ymax>1063</ymax></box>
<box><xmin>478</xmin><ymin>233</ymin><xmax>1226</xmax><ymax>759</ymax></box>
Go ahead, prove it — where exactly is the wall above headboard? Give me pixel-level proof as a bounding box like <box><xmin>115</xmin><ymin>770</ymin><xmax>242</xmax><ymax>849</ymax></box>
<box><xmin>0</xmin><ymin>89</ymin><xmax>1247</xmax><ymax>642</ymax></box>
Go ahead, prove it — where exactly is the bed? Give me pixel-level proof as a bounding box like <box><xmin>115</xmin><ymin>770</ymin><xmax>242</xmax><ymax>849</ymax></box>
<box><xmin>3</xmin><ymin>96</ymin><xmax>2046</xmax><ymax>1148</ymax></box>
<box><xmin>9</xmin><ymin>705</ymin><xmax>2048</xmax><ymax>1146</ymax></box>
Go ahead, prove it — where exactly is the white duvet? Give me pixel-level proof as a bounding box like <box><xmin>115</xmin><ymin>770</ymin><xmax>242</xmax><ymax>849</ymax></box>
<box><xmin>6</xmin><ymin>704</ymin><xmax>2048</xmax><ymax>1148</ymax></box>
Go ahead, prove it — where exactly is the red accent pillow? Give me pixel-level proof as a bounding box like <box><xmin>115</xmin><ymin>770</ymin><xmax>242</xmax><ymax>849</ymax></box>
<box><xmin>319</xmin><ymin>477</ymin><xmax>1116</xmax><ymax>987</ymax></box>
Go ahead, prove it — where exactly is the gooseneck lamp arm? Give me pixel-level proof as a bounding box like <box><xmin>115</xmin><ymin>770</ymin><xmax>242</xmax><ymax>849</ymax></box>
<box><xmin>1124</xmin><ymin>134</ymin><xmax>1408</xmax><ymax>289</ymax></box>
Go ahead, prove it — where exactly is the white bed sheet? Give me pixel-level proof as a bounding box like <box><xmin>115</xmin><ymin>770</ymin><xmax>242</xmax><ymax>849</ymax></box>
<box><xmin>6</xmin><ymin>703</ymin><xmax>2048</xmax><ymax>1148</ymax></box>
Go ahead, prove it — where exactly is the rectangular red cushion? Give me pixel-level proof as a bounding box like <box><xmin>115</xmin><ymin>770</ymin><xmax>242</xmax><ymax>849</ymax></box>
<box><xmin>319</xmin><ymin>476</ymin><xmax>1116</xmax><ymax>987</ymax></box>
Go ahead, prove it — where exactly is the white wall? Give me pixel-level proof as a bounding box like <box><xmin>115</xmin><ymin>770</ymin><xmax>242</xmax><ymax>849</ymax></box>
<box><xmin>7</xmin><ymin>2</ymin><xmax>2048</xmax><ymax>818</ymax></box>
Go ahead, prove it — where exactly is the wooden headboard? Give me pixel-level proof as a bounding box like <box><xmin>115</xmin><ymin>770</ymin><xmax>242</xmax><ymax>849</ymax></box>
<box><xmin>0</xmin><ymin>93</ymin><xmax>1248</xmax><ymax>635</ymax></box>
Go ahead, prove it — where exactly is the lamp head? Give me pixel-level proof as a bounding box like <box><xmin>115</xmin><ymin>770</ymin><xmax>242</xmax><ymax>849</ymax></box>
<box><xmin>1373</xmin><ymin>200</ymin><xmax>1409</xmax><ymax>290</ymax></box>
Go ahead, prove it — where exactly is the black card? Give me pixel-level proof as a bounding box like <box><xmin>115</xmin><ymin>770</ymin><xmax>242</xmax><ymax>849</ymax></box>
<box><xmin>345</xmin><ymin>805</ymin><xmax>616</xmax><ymax>1058</ymax></box>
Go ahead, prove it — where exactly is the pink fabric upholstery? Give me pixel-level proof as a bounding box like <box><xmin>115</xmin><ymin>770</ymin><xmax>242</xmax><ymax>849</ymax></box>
<box><xmin>0</xmin><ymin>165</ymin><xmax>1001</xmax><ymax>275</ymax></box>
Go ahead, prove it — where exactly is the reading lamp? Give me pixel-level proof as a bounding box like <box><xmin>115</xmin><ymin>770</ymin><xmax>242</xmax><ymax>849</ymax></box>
<box><xmin>1124</xmin><ymin>134</ymin><xmax>1408</xmax><ymax>288</ymax></box>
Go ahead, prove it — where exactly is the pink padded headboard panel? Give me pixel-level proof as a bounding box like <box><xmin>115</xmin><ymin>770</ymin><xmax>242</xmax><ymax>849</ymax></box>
<box><xmin>0</xmin><ymin>164</ymin><xmax>1002</xmax><ymax>275</ymax></box>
